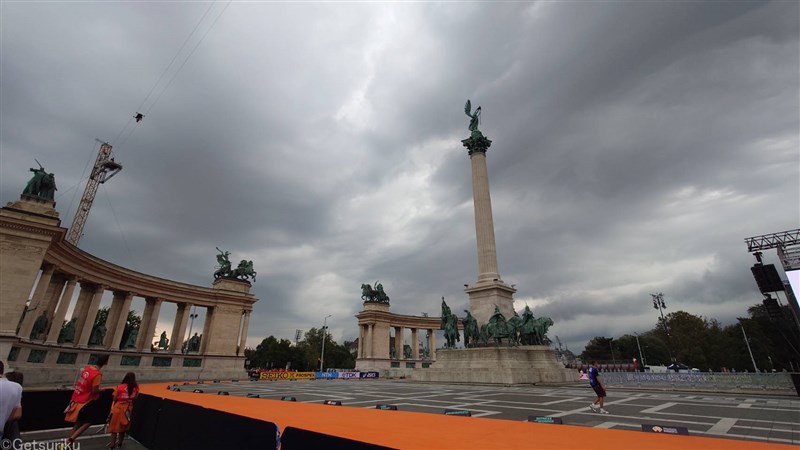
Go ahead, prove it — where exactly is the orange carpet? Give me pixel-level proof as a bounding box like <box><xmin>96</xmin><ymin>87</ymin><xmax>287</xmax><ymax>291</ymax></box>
<box><xmin>141</xmin><ymin>382</ymin><xmax>794</xmax><ymax>450</ymax></box>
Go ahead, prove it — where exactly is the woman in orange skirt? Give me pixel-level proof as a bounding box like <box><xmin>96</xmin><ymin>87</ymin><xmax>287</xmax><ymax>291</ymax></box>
<box><xmin>107</xmin><ymin>372</ymin><xmax>138</xmax><ymax>449</ymax></box>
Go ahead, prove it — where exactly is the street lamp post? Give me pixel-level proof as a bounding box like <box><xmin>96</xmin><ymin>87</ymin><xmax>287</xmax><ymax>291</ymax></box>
<box><xmin>320</xmin><ymin>315</ymin><xmax>332</xmax><ymax>371</ymax></box>
<box><xmin>609</xmin><ymin>339</ymin><xmax>616</xmax><ymax>364</ymax></box>
<box><xmin>739</xmin><ymin>320</ymin><xmax>759</xmax><ymax>373</ymax></box>
<box><xmin>185</xmin><ymin>306</ymin><xmax>199</xmax><ymax>354</ymax></box>
<box><xmin>634</xmin><ymin>332</ymin><xmax>647</xmax><ymax>367</ymax></box>
<box><xmin>651</xmin><ymin>292</ymin><xmax>674</xmax><ymax>361</ymax></box>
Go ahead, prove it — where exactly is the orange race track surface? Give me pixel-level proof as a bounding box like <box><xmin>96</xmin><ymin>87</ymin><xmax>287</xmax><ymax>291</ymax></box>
<box><xmin>140</xmin><ymin>382</ymin><xmax>795</xmax><ymax>450</ymax></box>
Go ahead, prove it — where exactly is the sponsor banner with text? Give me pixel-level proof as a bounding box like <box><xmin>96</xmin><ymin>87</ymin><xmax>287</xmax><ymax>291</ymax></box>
<box><xmin>259</xmin><ymin>371</ymin><xmax>315</xmax><ymax>381</ymax></box>
<box><xmin>315</xmin><ymin>371</ymin><xmax>339</xmax><ymax>379</ymax></box>
<box><xmin>359</xmin><ymin>371</ymin><xmax>379</xmax><ymax>379</ymax></box>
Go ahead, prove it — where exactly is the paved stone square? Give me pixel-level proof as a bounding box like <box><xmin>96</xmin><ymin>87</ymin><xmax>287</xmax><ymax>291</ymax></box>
<box><xmin>178</xmin><ymin>379</ymin><xmax>799</xmax><ymax>446</ymax></box>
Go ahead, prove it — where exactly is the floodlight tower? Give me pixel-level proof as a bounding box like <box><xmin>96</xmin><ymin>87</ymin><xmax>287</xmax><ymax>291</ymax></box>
<box><xmin>65</xmin><ymin>142</ymin><xmax>123</xmax><ymax>245</ymax></box>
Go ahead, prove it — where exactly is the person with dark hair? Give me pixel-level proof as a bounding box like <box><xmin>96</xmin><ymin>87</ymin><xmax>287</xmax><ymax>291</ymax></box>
<box><xmin>0</xmin><ymin>362</ymin><xmax>23</xmax><ymax>440</ymax></box>
<box><xmin>107</xmin><ymin>372</ymin><xmax>139</xmax><ymax>449</ymax></box>
<box><xmin>588</xmin><ymin>360</ymin><xmax>609</xmax><ymax>414</ymax></box>
<box><xmin>3</xmin><ymin>371</ymin><xmax>23</xmax><ymax>442</ymax></box>
<box><xmin>64</xmin><ymin>354</ymin><xmax>110</xmax><ymax>446</ymax></box>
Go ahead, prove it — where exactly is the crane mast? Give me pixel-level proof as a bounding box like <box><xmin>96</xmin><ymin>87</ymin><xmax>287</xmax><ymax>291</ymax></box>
<box><xmin>65</xmin><ymin>142</ymin><xmax>123</xmax><ymax>245</ymax></box>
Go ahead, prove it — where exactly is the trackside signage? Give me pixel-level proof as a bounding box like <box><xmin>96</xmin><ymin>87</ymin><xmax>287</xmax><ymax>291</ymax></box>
<box><xmin>641</xmin><ymin>424</ymin><xmax>690</xmax><ymax>435</ymax></box>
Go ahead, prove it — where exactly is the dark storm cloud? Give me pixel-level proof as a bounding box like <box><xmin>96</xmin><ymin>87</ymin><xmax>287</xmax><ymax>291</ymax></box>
<box><xmin>2</xmin><ymin>2</ymin><xmax>797</xmax><ymax>353</ymax></box>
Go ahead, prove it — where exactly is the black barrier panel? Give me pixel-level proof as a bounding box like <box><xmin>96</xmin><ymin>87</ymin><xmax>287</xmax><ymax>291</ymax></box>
<box><xmin>641</xmin><ymin>424</ymin><xmax>690</xmax><ymax>435</ymax></box>
<box><xmin>247</xmin><ymin>393</ymin><xmax>260</xmax><ymax>398</ymax></box>
<box><xmin>790</xmin><ymin>373</ymin><xmax>800</xmax><ymax>397</ymax></box>
<box><xmin>202</xmin><ymin>408</ymin><xmax>279</xmax><ymax>450</ymax></box>
<box><xmin>155</xmin><ymin>398</ymin><xmax>207</xmax><ymax>450</ymax></box>
<box><xmin>218</xmin><ymin>391</ymin><xmax>230</xmax><ymax>395</ymax></box>
<box><xmin>444</xmin><ymin>409</ymin><xmax>471</xmax><ymax>416</ymax></box>
<box><xmin>528</xmin><ymin>416</ymin><xmax>562</xmax><ymax>424</ymax></box>
<box><xmin>17</xmin><ymin>390</ymin><xmax>72</xmax><ymax>431</ymax></box>
<box><xmin>281</xmin><ymin>426</ymin><xmax>397</xmax><ymax>450</ymax></box>
<box><xmin>129</xmin><ymin>394</ymin><xmax>164</xmax><ymax>449</ymax></box>
<box><xmin>323</xmin><ymin>400</ymin><xmax>342</xmax><ymax>405</ymax></box>
<box><xmin>193</xmin><ymin>389</ymin><xmax>204</xmax><ymax>393</ymax></box>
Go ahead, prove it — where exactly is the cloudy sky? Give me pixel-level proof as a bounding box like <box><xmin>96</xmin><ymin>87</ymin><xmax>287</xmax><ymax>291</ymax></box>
<box><xmin>2</xmin><ymin>1</ymin><xmax>798</xmax><ymax>353</ymax></box>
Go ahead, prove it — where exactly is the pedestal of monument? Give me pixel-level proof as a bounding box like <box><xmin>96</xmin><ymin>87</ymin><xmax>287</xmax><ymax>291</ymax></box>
<box><xmin>412</xmin><ymin>346</ymin><xmax>578</xmax><ymax>385</ymax></box>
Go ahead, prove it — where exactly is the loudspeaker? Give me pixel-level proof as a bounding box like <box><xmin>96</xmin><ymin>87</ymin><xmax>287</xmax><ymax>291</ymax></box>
<box><xmin>751</xmin><ymin>264</ymin><xmax>785</xmax><ymax>293</ymax></box>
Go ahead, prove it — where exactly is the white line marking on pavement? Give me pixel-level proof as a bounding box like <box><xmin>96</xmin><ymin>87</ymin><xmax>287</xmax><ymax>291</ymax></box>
<box><xmin>640</xmin><ymin>402</ymin><xmax>677</xmax><ymax>413</ymax></box>
<box><xmin>736</xmin><ymin>403</ymin><xmax>752</xmax><ymax>408</ymax></box>
<box><xmin>550</xmin><ymin>397</ymin><xmax>635</xmax><ymax>418</ymax></box>
<box><xmin>707</xmin><ymin>417</ymin><xmax>738</xmax><ymax>434</ymax></box>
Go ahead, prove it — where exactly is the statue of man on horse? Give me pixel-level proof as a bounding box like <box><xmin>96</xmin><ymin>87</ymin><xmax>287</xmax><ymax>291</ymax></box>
<box><xmin>440</xmin><ymin>298</ymin><xmax>460</xmax><ymax>349</ymax></box>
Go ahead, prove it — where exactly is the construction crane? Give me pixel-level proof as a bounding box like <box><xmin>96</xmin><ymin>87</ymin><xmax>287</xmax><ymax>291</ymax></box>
<box><xmin>64</xmin><ymin>141</ymin><xmax>123</xmax><ymax>245</ymax></box>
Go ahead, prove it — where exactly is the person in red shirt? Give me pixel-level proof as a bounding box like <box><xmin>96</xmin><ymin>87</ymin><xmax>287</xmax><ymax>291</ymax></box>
<box><xmin>64</xmin><ymin>354</ymin><xmax>109</xmax><ymax>446</ymax></box>
<box><xmin>107</xmin><ymin>372</ymin><xmax>139</xmax><ymax>449</ymax></box>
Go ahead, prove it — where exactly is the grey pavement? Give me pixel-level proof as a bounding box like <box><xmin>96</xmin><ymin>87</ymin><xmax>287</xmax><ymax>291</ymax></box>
<box><xmin>19</xmin><ymin>426</ymin><xmax>148</xmax><ymax>450</ymax></box>
<box><xmin>177</xmin><ymin>379</ymin><xmax>800</xmax><ymax>446</ymax></box>
<box><xmin>22</xmin><ymin>379</ymin><xmax>799</xmax><ymax>448</ymax></box>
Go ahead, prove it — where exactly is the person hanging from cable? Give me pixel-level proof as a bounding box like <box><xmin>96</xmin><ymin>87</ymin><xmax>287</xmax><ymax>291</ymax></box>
<box><xmin>133</xmin><ymin>113</ymin><xmax>144</xmax><ymax>123</ymax></box>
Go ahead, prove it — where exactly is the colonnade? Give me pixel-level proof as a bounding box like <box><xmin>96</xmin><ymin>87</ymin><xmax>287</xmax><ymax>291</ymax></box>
<box><xmin>16</xmin><ymin>263</ymin><xmax>253</xmax><ymax>356</ymax></box>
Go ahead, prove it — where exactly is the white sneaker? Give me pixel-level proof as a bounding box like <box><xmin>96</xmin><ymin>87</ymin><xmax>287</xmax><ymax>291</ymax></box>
<box><xmin>589</xmin><ymin>403</ymin><xmax>598</xmax><ymax>412</ymax></box>
<box><xmin>599</xmin><ymin>408</ymin><xmax>610</xmax><ymax>414</ymax></box>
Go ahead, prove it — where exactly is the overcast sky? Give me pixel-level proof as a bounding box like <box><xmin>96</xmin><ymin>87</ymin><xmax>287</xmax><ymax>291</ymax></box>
<box><xmin>2</xmin><ymin>1</ymin><xmax>798</xmax><ymax>354</ymax></box>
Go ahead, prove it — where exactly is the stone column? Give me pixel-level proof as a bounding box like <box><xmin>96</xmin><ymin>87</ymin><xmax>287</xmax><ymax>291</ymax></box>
<box><xmin>200</xmin><ymin>306</ymin><xmax>215</xmax><ymax>353</ymax></box>
<box><xmin>428</xmin><ymin>329</ymin><xmax>436</xmax><ymax>361</ymax></box>
<box><xmin>394</xmin><ymin>326</ymin><xmax>404</xmax><ymax>359</ymax></box>
<box><xmin>358</xmin><ymin>324</ymin><xmax>365</xmax><ymax>358</ymax></box>
<box><xmin>70</xmin><ymin>282</ymin><xmax>97</xmax><ymax>346</ymax></box>
<box><xmin>469</xmin><ymin>151</ymin><xmax>500</xmax><ymax>282</ymax></box>
<box><xmin>411</xmin><ymin>328</ymin><xmax>419</xmax><ymax>360</ymax></box>
<box><xmin>365</xmin><ymin>324</ymin><xmax>373</xmax><ymax>358</ymax></box>
<box><xmin>76</xmin><ymin>285</ymin><xmax>105</xmax><ymax>347</ymax></box>
<box><xmin>43</xmin><ymin>274</ymin><xmax>67</xmax><ymax>321</ymax></box>
<box><xmin>45</xmin><ymin>277</ymin><xmax>77</xmax><ymax>344</ymax></box>
<box><xmin>237</xmin><ymin>310</ymin><xmax>251</xmax><ymax>356</ymax></box>
<box><xmin>170</xmin><ymin>303</ymin><xmax>191</xmax><ymax>353</ymax></box>
<box><xmin>105</xmin><ymin>291</ymin><xmax>133</xmax><ymax>349</ymax></box>
<box><xmin>136</xmin><ymin>297</ymin><xmax>163</xmax><ymax>351</ymax></box>
<box><xmin>18</xmin><ymin>264</ymin><xmax>56</xmax><ymax>339</ymax></box>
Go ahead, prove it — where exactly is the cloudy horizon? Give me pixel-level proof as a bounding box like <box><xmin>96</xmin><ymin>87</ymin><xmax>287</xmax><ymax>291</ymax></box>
<box><xmin>2</xmin><ymin>1</ymin><xmax>798</xmax><ymax>354</ymax></box>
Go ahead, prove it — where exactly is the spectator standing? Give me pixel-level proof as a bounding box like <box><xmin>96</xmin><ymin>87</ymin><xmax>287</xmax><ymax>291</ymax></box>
<box><xmin>0</xmin><ymin>362</ymin><xmax>23</xmax><ymax>440</ymax></box>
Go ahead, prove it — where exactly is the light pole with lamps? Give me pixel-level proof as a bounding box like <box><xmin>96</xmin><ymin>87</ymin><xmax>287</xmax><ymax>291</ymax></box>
<box><xmin>320</xmin><ymin>315</ymin><xmax>332</xmax><ymax>371</ymax></box>
<box><xmin>185</xmin><ymin>306</ymin><xmax>199</xmax><ymax>353</ymax></box>
<box><xmin>651</xmin><ymin>292</ymin><xmax>675</xmax><ymax>361</ymax></box>
<box><xmin>634</xmin><ymin>332</ymin><xmax>647</xmax><ymax>367</ymax></box>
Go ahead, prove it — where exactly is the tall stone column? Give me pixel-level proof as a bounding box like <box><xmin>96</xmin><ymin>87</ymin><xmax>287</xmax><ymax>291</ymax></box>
<box><xmin>43</xmin><ymin>274</ymin><xmax>67</xmax><ymax>321</ymax></box>
<box><xmin>365</xmin><ymin>324</ymin><xmax>373</xmax><ymax>358</ymax></box>
<box><xmin>45</xmin><ymin>277</ymin><xmax>77</xmax><ymax>344</ymax></box>
<box><xmin>395</xmin><ymin>326</ymin><xmax>404</xmax><ymax>359</ymax></box>
<box><xmin>411</xmin><ymin>328</ymin><xmax>419</xmax><ymax>359</ymax></box>
<box><xmin>76</xmin><ymin>285</ymin><xmax>105</xmax><ymax>347</ymax></box>
<box><xmin>237</xmin><ymin>310</ymin><xmax>251</xmax><ymax>356</ymax></box>
<box><xmin>71</xmin><ymin>282</ymin><xmax>97</xmax><ymax>346</ymax></box>
<box><xmin>137</xmin><ymin>297</ymin><xmax>163</xmax><ymax>351</ymax></box>
<box><xmin>462</xmin><ymin>118</ymin><xmax>517</xmax><ymax>325</ymax></box>
<box><xmin>358</xmin><ymin>324</ymin><xmax>365</xmax><ymax>358</ymax></box>
<box><xmin>170</xmin><ymin>303</ymin><xmax>191</xmax><ymax>353</ymax></box>
<box><xmin>105</xmin><ymin>291</ymin><xmax>133</xmax><ymax>349</ymax></box>
<box><xmin>18</xmin><ymin>264</ymin><xmax>56</xmax><ymax>339</ymax></box>
<box><xmin>200</xmin><ymin>306</ymin><xmax>215</xmax><ymax>353</ymax></box>
<box><xmin>427</xmin><ymin>329</ymin><xmax>436</xmax><ymax>361</ymax></box>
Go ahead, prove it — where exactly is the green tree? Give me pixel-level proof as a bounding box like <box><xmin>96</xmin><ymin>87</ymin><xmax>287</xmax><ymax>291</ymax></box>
<box><xmin>581</xmin><ymin>336</ymin><xmax>614</xmax><ymax>362</ymax></box>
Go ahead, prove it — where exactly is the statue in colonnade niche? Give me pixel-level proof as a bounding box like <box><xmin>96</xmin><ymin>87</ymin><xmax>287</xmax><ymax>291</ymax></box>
<box><xmin>158</xmin><ymin>331</ymin><xmax>169</xmax><ymax>350</ymax></box>
<box><xmin>123</xmin><ymin>327</ymin><xmax>139</xmax><ymax>349</ymax></box>
<box><xmin>89</xmin><ymin>323</ymin><xmax>107</xmax><ymax>346</ymax></box>
<box><xmin>58</xmin><ymin>318</ymin><xmax>76</xmax><ymax>343</ymax></box>
<box><xmin>188</xmin><ymin>332</ymin><xmax>201</xmax><ymax>352</ymax></box>
<box><xmin>30</xmin><ymin>312</ymin><xmax>49</xmax><ymax>340</ymax></box>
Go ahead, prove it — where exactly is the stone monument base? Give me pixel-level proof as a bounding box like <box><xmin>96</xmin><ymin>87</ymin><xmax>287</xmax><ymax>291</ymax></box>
<box><xmin>411</xmin><ymin>346</ymin><xmax>578</xmax><ymax>385</ymax></box>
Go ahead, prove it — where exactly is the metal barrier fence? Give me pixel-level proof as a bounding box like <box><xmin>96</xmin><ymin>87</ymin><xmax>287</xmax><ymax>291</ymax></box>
<box><xmin>600</xmin><ymin>371</ymin><xmax>797</xmax><ymax>393</ymax></box>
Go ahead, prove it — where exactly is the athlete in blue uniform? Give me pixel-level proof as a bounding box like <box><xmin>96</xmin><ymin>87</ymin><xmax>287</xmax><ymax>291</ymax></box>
<box><xmin>588</xmin><ymin>361</ymin><xmax>609</xmax><ymax>414</ymax></box>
